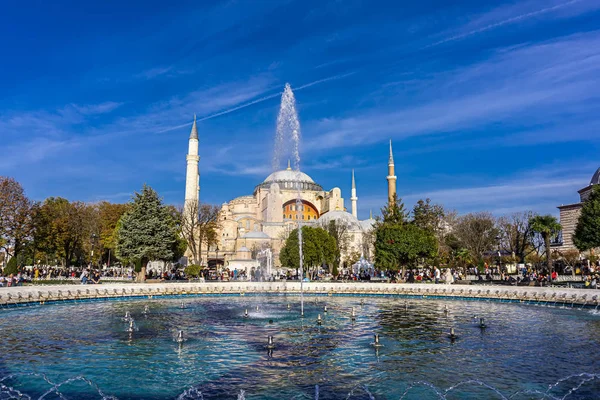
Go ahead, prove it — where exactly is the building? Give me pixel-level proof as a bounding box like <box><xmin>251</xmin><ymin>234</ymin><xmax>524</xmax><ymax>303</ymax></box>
<box><xmin>183</xmin><ymin>120</ymin><xmax>398</xmax><ymax>275</ymax></box>
<box><xmin>554</xmin><ymin>167</ymin><xmax>600</xmax><ymax>251</ymax></box>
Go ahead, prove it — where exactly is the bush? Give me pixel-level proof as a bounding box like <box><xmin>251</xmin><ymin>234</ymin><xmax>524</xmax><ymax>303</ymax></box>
<box><xmin>4</xmin><ymin>257</ymin><xmax>18</xmax><ymax>275</ymax></box>
<box><xmin>184</xmin><ymin>264</ymin><xmax>202</xmax><ymax>278</ymax></box>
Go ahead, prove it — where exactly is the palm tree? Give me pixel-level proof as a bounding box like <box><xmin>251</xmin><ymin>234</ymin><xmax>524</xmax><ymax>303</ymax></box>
<box><xmin>529</xmin><ymin>215</ymin><xmax>561</xmax><ymax>279</ymax></box>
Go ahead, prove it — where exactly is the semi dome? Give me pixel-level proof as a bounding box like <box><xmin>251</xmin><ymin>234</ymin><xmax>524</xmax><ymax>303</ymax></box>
<box><xmin>318</xmin><ymin>210</ymin><xmax>362</xmax><ymax>231</ymax></box>
<box><xmin>360</xmin><ymin>218</ymin><xmax>376</xmax><ymax>231</ymax></box>
<box><xmin>591</xmin><ymin>167</ymin><xmax>600</xmax><ymax>185</ymax></box>
<box><xmin>241</xmin><ymin>231</ymin><xmax>270</xmax><ymax>239</ymax></box>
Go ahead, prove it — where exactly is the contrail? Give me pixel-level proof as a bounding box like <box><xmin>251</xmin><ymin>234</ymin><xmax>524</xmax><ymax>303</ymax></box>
<box><xmin>426</xmin><ymin>0</ymin><xmax>582</xmax><ymax>48</ymax></box>
<box><xmin>196</xmin><ymin>72</ymin><xmax>355</xmax><ymax>122</ymax></box>
<box><xmin>155</xmin><ymin>72</ymin><xmax>355</xmax><ymax>133</ymax></box>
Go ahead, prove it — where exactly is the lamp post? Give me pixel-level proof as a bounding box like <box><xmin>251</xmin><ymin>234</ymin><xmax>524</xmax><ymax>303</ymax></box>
<box><xmin>90</xmin><ymin>233</ymin><xmax>98</xmax><ymax>270</ymax></box>
<box><xmin>216</xmin><ymin>246</ymin><xmax>220</xmax><ymax>272</ymax></box>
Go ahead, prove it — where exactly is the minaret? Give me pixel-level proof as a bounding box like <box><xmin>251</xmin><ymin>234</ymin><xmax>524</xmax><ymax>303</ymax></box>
<box><xmin>351</xmin><ymin>169</ymin><xmax>358</xmax><ymax>218</ymax></box>
<box><xmin>387</xmin><ymin>139</ymin><xmax>397</xmax><ymax>204</ymax></box>
<box><xmin>184</xmin><ymin>115</ymin><xmax>200</xmax><ymax>207</ymax></box>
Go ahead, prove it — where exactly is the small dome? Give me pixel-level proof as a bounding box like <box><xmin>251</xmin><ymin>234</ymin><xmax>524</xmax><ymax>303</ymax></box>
<box><xmin>264</xmin><ymin>169</ymin><xmax>314</xmax><ymax>184</ymax></box>
<box><xmin>318</xmin><ymin>210</ymin><xmax>362</xmax><ymax>231</ymax></box>
<box><xmin>238</xmin><ymin>246</ymin><xmax>251</xmax><ymax>252</ymax></box>
<box><xmin>360</xmin><ymin>218</ymin><xmax>376</xmax><ymax>231</ymax></box>
<box><xmin>241</xmin><ymin>231</ymin><xmax>270</xmax><ymax>239</ymax></box>
<box><xmin>591</xmin><ymin>167</ymin><xmax>600</xmax><ymax>185</ymax></box>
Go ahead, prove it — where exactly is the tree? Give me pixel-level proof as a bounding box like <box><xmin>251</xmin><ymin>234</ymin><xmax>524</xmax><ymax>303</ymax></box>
<box><xmin>412</xmin><ymin>198</ymin><xmax>445</xmax><ymax>234</ymax></box>
<box><xmin>97</xmin><ymin>201</ymin><xmax>129</xmax><ymax>265</ymax></box>
<box><xmin>0</xmin><ymin>177</ymin><xmax>34</xmax><ymax>259</ymax></box>
<box><xmin>561</xmin><ymin>249</ymin><xmax>580</xmax><ymax>277</ymax></box>
<box><xmin>180</xmin><ymin>201</ymin><xmax>220</xmax><ymax>265</ymax></box>
<box><xmin>279</xmin><ymin>226</ymin><xmax>337</xmax><ymax>279</ymax></box>
<box><xmin>573</xmin><ymin>185</ymin><xmax>600</xmax><ymax>252</ymax></box>
<box><xmin>320</xmin><ymin>219</ymin><xmax>350</xmax><ymax>273</ymax></box>
<box><xmin>378</xmin><ymin>193</ymin><xmax>408</xmax><ymax>226</ymax></box>
<box><xmin>453</xmin><ymin>212</ymin><xmax>499</xmax><ymax>267</ymax></box>
<box><xmin>374</xmin><ymin>223</ymin><xmax>437</xmax><ymax>274</ymax></box>
<box><xmin>497</xmin><ymin>211</ymin><xmax>536</xmax><ymax>263</ymax></box>
<box><xmin>529</xmin><ymin>214</ymin><xmax>561</xmax><ymax>275</ymax></box>
<box><xmin>115</xmin><ymin>185</ymin><xmax>178</xmax><ymax>282</ymax></box>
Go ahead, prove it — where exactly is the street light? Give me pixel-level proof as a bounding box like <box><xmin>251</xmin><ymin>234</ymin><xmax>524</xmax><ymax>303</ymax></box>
<box><xmin>216</xmin><ymin>246</ymin><xmax>220</xmax><ymax>271</ymax></box>
<box><xmin>90</xmin><ymin>233</ymin><xmax>98</xmax><ymax>269</ymax></box>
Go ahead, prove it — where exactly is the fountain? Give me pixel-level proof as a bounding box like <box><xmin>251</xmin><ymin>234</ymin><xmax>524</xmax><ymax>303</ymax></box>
<box><xmin>449</xmin><ymin>328</ymin><xmax>457</xmax><ymax>341</ymax></box>
<box><xmin>323</xmin><ymin>305</ymin><xmax>328</xmax><ymax>313</ymax></box>
<box><xmin>244</xmin><ymin>309</ymin><xmax>249</xmax><ymax>318</ymax></box>
<box><xmin>143</xmin><ymin>305</ymin><xmax>149</xmax><ymax>314</ymax></box>
<box><xmin>317</xmin><ymin>314</ymin><xmax>322</xmax><ymax>325</ymax></box>
<box><xmin>180</xmin><ymin>302</ymin><xmax>186</xmax><ymax>309</ymax></box>
<box><xmin>287</xmin><ymin>303</ymin><xmax>291</xmax><ymax>311</ymax></box>
<box><xmin>479</xmin><ymin>317</ymin><xmax>487</xmax><ymax>329</ymax></box>
<box><xmin>123</xmin><ymin>311</ymin><xmax>131</xmax><ymax>321</ymax></box>
<box><xmin>266</xmin><ymin>336</ymin><xmax>275</xmax><ymax>350</ymax></box>
<box><xmin>372</xmin><ymin>334</ymin><xmax>383</xmax><ymax>347</ymax></box>
<box><xmin>274</xmin><ymin>83</ymin><xmax>305</xmax><ymax>317</ymax></box>
<box><xmin>351</xmin><ymin>307</ymin><xmax>356</xmax><ymax>321</ymax></box>
<box><xmin>176</xmin><ymin>330</ymin><xmax>184</xmax><ymax>344</ymax></box>
<box><xmin>127</xmin><ymin>319</ymin><xmax>135</xmax><ymax>333</ymax></box>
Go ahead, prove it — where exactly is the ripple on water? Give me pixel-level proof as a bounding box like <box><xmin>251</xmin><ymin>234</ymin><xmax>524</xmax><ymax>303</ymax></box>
<box><xmin>0</xmin><ymin>296</ymin><xmax>599</xmax><ymax>399</ymax></box>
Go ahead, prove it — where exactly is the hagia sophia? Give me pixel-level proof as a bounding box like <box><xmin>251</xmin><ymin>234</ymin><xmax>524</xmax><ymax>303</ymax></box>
<box><xmin>183</xmin><ymin>116</ymin><xmax>398</xmax><ymax>274</ymax></box>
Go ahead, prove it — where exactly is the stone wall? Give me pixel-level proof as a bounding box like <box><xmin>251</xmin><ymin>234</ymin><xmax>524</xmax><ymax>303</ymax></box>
<box><xmin>557</xmin><ymin>204</ymin><xmax>582</xmax><ymax>251</ymax></box>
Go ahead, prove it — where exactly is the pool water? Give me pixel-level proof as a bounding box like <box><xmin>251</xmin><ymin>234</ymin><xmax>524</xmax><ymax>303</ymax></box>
<box><xmin>1</xmin><ymin>295</ymin><xmax>599</xmax><ymax>399</ymax></box>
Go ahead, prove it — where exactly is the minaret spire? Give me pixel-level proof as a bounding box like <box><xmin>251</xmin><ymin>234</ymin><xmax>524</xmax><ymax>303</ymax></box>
<box><xmin>287</xmin><ymin>159</ymin><xmax>291</xmax><ymax>170</ymax></box>
<box><xmin>185</xmin><ymin>116</ymin><xmax>200</xmax><ymax>207</ymax></box>
<box><xmin>351</xmin><ymin>169</ymin><xmax>358</xmax><ymax>218</ymax></box>
<box><xmin>190</xmin><ymin>114</ymin><xmax>198</xmax><ymax>140</ymax></box>
<box><xmin>387</xmin><ymin>139</ymin><xmax>397</xmax><ymax>204</ymax></box>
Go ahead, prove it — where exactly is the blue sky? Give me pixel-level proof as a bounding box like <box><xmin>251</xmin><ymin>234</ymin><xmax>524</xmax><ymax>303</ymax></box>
<box><xmin>1</xmin><ymin>0</ymin><xmax>599</xmax><ymax>219</ymax></box>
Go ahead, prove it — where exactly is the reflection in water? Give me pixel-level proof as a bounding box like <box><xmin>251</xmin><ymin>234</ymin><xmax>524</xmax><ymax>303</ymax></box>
<box><xmin>0</xmin><ymin>296</ymin><xmax>599</xmax><ymax>399</ymax></box>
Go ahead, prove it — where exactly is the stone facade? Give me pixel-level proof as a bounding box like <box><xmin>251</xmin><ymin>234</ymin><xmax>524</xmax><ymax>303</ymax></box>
<box><xmin>555</xmin><ymin>167</ymin><xmax>600</xmax><ymax>252</ymax></box>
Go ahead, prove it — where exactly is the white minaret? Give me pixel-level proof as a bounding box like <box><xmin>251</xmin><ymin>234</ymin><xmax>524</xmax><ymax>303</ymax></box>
<box><xmin>351</xmin><ymin>169</ymin><xmax>358</xmax><ymax>218</ymax></box>
<box><xmin>184</xmin><ymin>115</ymin><xmax>200</xmax><ymax>207</ymax></box>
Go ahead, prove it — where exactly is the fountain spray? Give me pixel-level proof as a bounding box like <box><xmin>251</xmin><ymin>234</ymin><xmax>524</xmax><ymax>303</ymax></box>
<box><xmin>276</xmin><ymin>83</ymin><xmax>304</xmax><ymax>318</ymax></box>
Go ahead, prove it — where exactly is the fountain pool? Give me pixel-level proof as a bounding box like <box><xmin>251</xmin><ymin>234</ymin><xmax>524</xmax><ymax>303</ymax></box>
<box><xmin>1</xmin><ymin>295</ymin><xmax>599</xmax><ymax>399</ymax></box>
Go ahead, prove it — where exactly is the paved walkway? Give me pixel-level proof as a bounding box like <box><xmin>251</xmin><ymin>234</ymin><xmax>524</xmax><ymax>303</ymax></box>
<box><xmin>1</xmin><ymin>281</ymin><xmax>599</xmax><ymax>308</ymax></box>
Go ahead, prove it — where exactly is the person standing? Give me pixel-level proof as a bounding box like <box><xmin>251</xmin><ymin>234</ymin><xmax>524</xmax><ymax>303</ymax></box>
<box><xmin>434</xmin><ymin>267</ymin><xmax>441</xmax><ymax>284</ymax></box>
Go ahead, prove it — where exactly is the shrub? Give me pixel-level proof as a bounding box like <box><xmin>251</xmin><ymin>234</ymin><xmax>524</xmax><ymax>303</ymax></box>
<box><xmin>184</xmin><ymin>264</ymin><xmax>202</xmax><ymax>278</ymax></box>
<box><xmin>4</xmin><ymin>257</ymin><xmax>18</xmax><ymax>275</ymax></box>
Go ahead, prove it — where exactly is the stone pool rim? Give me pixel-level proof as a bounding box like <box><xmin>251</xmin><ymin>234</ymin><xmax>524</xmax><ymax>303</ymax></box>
<box><xmin>1</xmin><ymin>282</ymin><xmax>598</xmax><ymax>310</ymax></box>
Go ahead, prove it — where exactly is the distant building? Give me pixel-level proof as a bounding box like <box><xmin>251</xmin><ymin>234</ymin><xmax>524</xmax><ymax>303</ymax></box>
<box><xmin>554</xmin><ymin>167</ymin><xmax>600</xmax><ymax>251</ymax></box>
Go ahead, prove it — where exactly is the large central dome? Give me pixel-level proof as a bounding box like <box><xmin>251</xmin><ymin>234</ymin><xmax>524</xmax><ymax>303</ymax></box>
<box><xmin>255</xmin><ymin>166</ymin><xmax>323</xmax><ymax>192</ymax></box>
<box><xmin>263</xmin><ymin>169</ymin><xmax>314</xmax><ymax>184</ymax></box>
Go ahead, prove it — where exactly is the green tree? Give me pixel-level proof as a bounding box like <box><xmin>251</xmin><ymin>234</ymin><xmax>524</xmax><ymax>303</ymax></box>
<box><xmin>374</xmin><ymin>223</ymin><xmax>438</xmax><ymax>274</ymax></box>
<box><xmin>279</xmin><ymin>226</ymin><xmax>337</xmax><ymax>279</ymax></box>
<box><xmin>115</xmin><ymin>185</ymin><xmax>178</xmax><ymax>282</ymax></box>
<box><xmin>529</xmin><ymin>214</ymin><xmax>561</xmax><ymax>275</ymax></box>
<box><xmin>4</xmin><ymin>256</ymin><xmax>19</xmax><ymax>275</ymax></box>
<box><xmin>573</xmin><ymin>186</ymin><xmax>600</xmax><ymax>252</ymax></box>
<box><xmin>378</xmin><ymin>193</ymin><xmax>408</xmax><ymax>226</ymax></box>
<box><xmin>412</xmin><ymin>198</ymin><xmax>445</xmax><ymax>234</ymax></box>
